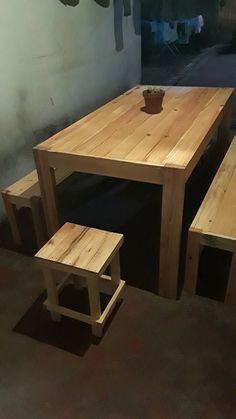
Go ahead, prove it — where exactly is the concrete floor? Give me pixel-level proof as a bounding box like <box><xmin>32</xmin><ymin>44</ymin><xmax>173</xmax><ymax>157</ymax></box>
<box><xmin>1</xmin><ymin>47</ymin><xmax>236</xmax><ymax>418</ymax></box>
<box><xmin>1</xmin><ymin>248</ymin><xmax>236</xmax><ymax>419</ymax></box>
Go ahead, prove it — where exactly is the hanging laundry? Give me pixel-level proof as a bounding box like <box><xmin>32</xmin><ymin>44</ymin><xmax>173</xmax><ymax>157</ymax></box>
<box><xmin>194</xmin><ymin>15</ymin><xmax>204</xmax><ymax>34</ymax></box>
<box><xmin>178</xmin><ymin>15</ymin><xmax>204</xmax><ymax>44</ymax></box>
<box><xmin>123</xmin><ymin>0</ymin><xmax>131</xmax><ymax>16</ymax></box>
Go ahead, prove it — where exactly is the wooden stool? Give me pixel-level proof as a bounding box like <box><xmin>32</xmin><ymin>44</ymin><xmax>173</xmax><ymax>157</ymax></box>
<box><xmin>35</xmin><ymin>223</ymin><xmax>125</xmax><ymax>337</ymax></box>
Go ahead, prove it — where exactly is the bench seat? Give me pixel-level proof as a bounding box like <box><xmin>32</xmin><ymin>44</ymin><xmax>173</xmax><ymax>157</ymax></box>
<box><xmin>184</xmin><ymin>136</ymin><xmax>236</xmax><ymax>303</ymax></box>
<box><xmin>1</xmin><ymin>168</ymin><xmax>72</xmax><ymax>247</ymax></box>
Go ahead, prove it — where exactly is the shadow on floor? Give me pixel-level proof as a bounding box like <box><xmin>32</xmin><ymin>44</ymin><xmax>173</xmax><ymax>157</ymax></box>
<box><xmin>13</xmin><ymin>285</ymin><xmax>122</xmax><ymax>357</ymax></box>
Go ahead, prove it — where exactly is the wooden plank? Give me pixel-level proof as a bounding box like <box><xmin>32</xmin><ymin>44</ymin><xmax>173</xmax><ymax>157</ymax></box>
<box><xmin>88</xmin><ymin>278</ymin><xmax>102</xmax><ymax>337</ymax></box>
<box><xmin>43</xmin><ymin>268</ymin><xmax>61</xmax><ymax>322</ymax></box>
<box><xmin>35</xmin><ymin>223</ymin><xmax>124</xmax><ymax>276</ymax></box>
<box><xmin>132</xmin><ymin>88</ymin><xmax>217</xmax><ymax>164</ymax></box>
<box><xmin>34</xmin><ymin>87</ymin><xmax>233</xmax><ymax>174</ymax></box>
<box><xmin>97</xmin><ymin>280</ymin><xmax>125</xmax><ymax>325</ymax></box>
<box><xmin>217</xmin><ymin>99</ymin><xmax>232</xmax><ymax>161</ymax></box>
<box><xmin>48</xmin><ymin>152</ymin><xmax>165</xmax><ymax>185</ymax></box>
<box><xmin>225</xmin><ymin>252</ymin><xmax>236</xmax><ymax>304</ymax></box>
<box><xmin>1</xmin><ymin>192</ymin><xmax>22</xmax><ymax>246</ymax></box>
<box><xmin>162</xmin><ymin>88</ymin><xmax>234</xmax><ymax>171</ymax></box>
<box><xmin>88</xmin><ymin>278</ymin><xmax>101</xmax><ymax>320</ymax></box>
<box><xmin>30</xmin><ymin>197</ymin><xmax>47</xmax><ymax>248</ymax></box>
<box><xmin>39</xmin><ymin>87</ymin><xmax>142</xmax><ymax>153</ymax></box>
<box><xmin>110</xmin><ymin>253</ymin><xmax>121</xmax><ymax>292</ymax></box>
<box><xmin>34</xmin><ymin>149</ymin><xmax>60</xmax><ymax>236</ymax></box>
<box><xmin>159</xmin><ymin>174</ymin><xmax>185</xmax><ymax>299</ymax></box>
<box><xmin>105</xmin><ymin>89</ymin><xmax>194</xmax><ymax>161</ymax></box>
<box><xmin>201</xmin><ymin>233</ymin><xmax>236</xmax><ymax>252</ymax></box>
<box><xmin>2</xmin><ymin>168</ymin><xmax>72</xmax><ymax>202</ymax></box>
<box><xmin>44</xmin><ymin>302</ymin><xmax>95</xmax><ymax>325</ymax></box>
<box><xmin>191</xmin><ymin>137</ymin><xmax>236</xmax><ymax>241</ymax></box>
<box><xmin>184</xmin><ymin>230</ymin><xmax>202</xmax><ymax>294</ymax></box>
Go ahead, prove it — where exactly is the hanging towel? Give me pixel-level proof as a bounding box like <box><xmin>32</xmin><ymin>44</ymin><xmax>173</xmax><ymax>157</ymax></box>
<box><xmin>123</xmin><ymin>0</ymin><xmax>131</xmax><ymax>16</ymax></box>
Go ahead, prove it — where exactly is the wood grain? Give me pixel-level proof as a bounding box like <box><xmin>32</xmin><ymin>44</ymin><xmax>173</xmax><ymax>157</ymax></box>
<box><xmin>34</xmin><ymin>85</ymin><xmax>234</xmax><ymax>299</ymax></box>
<box><xmin>185</xmin><ymin>136</ymin><xmax>236</xmax><ymax>302</ymax></box>
<box><xmin>35</xmin><ymin>86</ymin><xmax>234</xmax><ymax>173</ymax></box>
<box><xmin>35</xmin><ymin>223</ymin><xmax>124</xmax><ymax>276</ymax></box>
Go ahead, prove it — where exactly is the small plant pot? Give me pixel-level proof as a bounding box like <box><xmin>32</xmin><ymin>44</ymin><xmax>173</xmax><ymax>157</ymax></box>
<box><xmin>143</xmin><ymin>89</ymin><xmax>165</xmax><ymax>114</ymax></box>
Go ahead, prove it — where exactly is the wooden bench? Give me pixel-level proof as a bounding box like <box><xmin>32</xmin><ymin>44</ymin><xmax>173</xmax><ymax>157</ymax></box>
<box><xmin>35</xmin><ymin>223</ymin><xmax>125</xmax><ymax>337</ymax></box>
<box><xmin>1</xmin><ymin>168</ymin><xmax>71</xmax><ymax>248</ymax></box>
<box><xmin>184</xmin><ymin>136</ymin><xmax>236</xmax><ymax>303</ymax></box>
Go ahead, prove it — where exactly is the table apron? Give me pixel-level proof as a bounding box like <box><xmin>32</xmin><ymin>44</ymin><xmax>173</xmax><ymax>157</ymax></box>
<box><xmin>47</xmin><ymin>152</ymin><xmax>166</xmax><ymax>185</ymax></box>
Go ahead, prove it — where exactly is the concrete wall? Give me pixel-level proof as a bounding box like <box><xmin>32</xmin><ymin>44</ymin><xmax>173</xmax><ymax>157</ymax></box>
<box><xmin>0</xmin><ymin>0</ymin><xmax>141</xmax><ymax>220</ymax></box>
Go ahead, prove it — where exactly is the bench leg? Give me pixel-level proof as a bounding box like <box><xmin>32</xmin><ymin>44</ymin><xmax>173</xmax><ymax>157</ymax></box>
<box><xmin>88</xmin><ymin>278</ymin><xmax>102</xmax><ymax>337</ymax></box>
<box><xmin>2</xmin><ymin>193</ymin><xmax>22</xmax><ymax>246</ymax></box>
<box><xmin>225</xmin><ymin>253</ymin><xmax>236</xmax><ymax>304</ymax></box>
<box><xmin>217</xmin><ymin>100</ymin><xmax>232</xmax><ymax>162</ymax></box>
<box><xmin>30</xmin><ymin>197</ymin><xmax>47</xmax><ymax>248</ymax></box>
<box><xmin>184</xmin><ymin>230</ymin><xmax>201</xmax><ymax>295</ymax></box>
<box><xmin>43</xmin><ymin>268</ymin><xmax>61</xmax><ymax>322</ymax></box>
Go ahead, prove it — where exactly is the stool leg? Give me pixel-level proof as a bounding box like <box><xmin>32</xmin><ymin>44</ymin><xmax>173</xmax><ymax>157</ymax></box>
<box><xmin>31</xmin><ymin>197</ymin><xmax>47</xmax><ymax>248</ymax></box>
<box><xmin>184</xmin><ymin>230</ymin><xmax>201</xmax><ymax>295</ymax></box>
<box><xmin>43</xmin><ymin>268</ymin><xmax>61</xmax><ymax>322</ymax></box>
<box><xmin>110</xmin><ymin>252</ymin><xmax>121</xmax><ymax>298</ymax></box>
<box><xmin>88</xmin><ymin>278</ymin><xmax>102</xmax><ymax>337</ymax></box>
<box><xmin>2</xmin><ymin>193</ymin><xmax>22</xmax><ymax>246</ymax></box>
<box><xmin>225</xmin><ymin>252</ymin><xmax>236</xmax><ymax>304</ymax></box>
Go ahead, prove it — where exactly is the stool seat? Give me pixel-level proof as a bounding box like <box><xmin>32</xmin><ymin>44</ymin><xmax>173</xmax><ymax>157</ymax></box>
<box><xmin>35</xmin><ymin>223</ymin><xmax>125</xmax><ymax>338</ymax></box>
<box><xmin>36</xmin><ymin>222</ymin><xmax>123</xmax><ymax>276</ymax></box>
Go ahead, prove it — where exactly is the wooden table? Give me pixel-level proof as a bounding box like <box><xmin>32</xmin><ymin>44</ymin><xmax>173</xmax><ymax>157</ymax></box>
<box><xmin>34</xmin><ymin>86</ymin><xmax>234</xmax><ymax>299</ymax></box>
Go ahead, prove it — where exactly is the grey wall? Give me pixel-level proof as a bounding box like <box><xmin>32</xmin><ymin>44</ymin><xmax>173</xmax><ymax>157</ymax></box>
<box><xmin>0</xmin><ymin>0</ymin><xmax>141</xmax><ymax>220</ymax></box>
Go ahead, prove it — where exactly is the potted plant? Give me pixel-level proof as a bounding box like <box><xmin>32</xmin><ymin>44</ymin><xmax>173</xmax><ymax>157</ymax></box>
<box><xmin>143</xmin><ymin>87</ymin><xmax>165</xmax><ymax>114</ymax></box>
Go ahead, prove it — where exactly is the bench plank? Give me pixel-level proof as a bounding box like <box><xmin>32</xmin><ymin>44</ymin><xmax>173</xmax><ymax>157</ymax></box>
<box><xmin>3</xmin><ymin>168</ymin><xmax>72</xmax><ymax>203</ymax></box>
<box><xmin>185</xmin><ymin>136</ymin><xmax>236</xmax><ymax>301</ymax></box>
<box><xmin>191</xmin><ymin>137</ymin><xmax>236</xmax><ymax>247</ymax></box>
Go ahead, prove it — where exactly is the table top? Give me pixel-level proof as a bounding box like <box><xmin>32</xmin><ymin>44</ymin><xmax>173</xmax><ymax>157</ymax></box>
<box><xmin>35</xmin><ymin>86</ymin><xmax>234</xmax><ymax>172</ymax></box>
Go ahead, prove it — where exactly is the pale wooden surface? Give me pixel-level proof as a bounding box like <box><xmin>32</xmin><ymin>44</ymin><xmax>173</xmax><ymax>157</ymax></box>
<box><xmin>35</xmin><ymin>86</ymin><xmax>233</xmax><ymax>173</ymax></box>
<box><xmin>1</xmin><ymin>168</ymin><xmax>72</xmax><ymax>248</ymax></box>
<box><xmin>36</xmin><ymin>223</ymin><xmax>125</xmax><ymax>337</ymax></box>
<box><xmin>190</xmin><ymin>137</ymin><xmax>236</xmax><ymax>249</ymax></box>
<box><xmin>2</xmin><ymin>168</ymin><xmax>72</xmax><ymax>207</ymax></box>
<box><xmin>35</xmin><ymin>222</ymin><xmax>124</xmax><ymax>276</ymax></box>
<box><xmin>34</xmin><ymin>85</ymin><xmax>234</xmax><ymax>299</ymax></box>
<box><xmin>185</xmin><ymin>137</ymin><xmax>236</xmax><ymax>301</ymax></box>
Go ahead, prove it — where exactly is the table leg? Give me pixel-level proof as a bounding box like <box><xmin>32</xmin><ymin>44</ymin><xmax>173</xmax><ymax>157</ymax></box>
<box><xmin>33</xmin><ymin>149</ymin><xmax>60</xmax><ymax>237</ymax></box>
<box><xmin>30</xmin><ymin>196</ymin><xmax>47</xmax><ymax>248</ymax></box>
<box><xmin>159</xmin><ymin>177</ymin><xmax>185</xmax><ymax>299</ymax></box>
